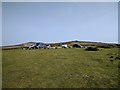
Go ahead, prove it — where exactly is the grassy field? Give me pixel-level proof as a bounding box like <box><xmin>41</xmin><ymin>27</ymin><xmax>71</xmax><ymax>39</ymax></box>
<box><xmin>2</xmin><ymin>48</ymin><xmax>119</xmax><ymax>88</ymax></box>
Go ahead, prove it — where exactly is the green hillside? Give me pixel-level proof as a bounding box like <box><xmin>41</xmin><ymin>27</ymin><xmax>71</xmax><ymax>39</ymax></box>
<box><xmin>2</xmin><ymin>48</ymin><xmax>119</xmax><ymax>88</ymax></box>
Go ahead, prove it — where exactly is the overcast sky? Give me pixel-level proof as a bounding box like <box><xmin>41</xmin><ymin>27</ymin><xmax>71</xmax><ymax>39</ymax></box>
<box><xmin>2</xmin><ymin>2</ymin><xmax>118</xmax><ymax>46</ymax></box>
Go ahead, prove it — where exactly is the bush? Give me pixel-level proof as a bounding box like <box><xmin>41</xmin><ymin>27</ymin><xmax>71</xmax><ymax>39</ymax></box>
<box><xmin>85</xmin><ymin>47</ymin><xmax>99</xmax><ymax>51</ymax></box>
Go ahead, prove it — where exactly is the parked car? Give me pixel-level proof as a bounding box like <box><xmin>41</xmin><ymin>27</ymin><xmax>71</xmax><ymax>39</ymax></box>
<box><xmin>61</xmin><ymin>44</ymin><xmax>68</xmax><ymax>48</ymax></box>
<box><xmin>72</xmin><ymin>44</ymin><xmax>82</xmax><ymax>48</ymax></box>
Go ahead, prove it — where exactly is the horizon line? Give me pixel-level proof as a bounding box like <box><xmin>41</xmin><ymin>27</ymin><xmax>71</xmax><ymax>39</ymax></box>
<box><xmin>1</xmin><ymin>40</ymin><xmax>119</xmax><ymax>47</ymax></box>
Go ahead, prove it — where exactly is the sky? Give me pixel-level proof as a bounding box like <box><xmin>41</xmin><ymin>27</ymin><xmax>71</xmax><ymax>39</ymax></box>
<box><xmin>2</xmin><ymin>2</ymin><xmax>118</xmax><ymax>46</ymax></box>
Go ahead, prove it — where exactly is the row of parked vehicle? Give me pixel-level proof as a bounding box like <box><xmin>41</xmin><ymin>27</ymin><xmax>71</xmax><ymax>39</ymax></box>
<box><xmin>23</xmin><ymin>42</ymin><xmax>82</xmax><ymax>50</ymax></box>
<box><xmin>23</xmin><ymin>42</ymin><xmax>50</xmax><ymax>49</ymax></box>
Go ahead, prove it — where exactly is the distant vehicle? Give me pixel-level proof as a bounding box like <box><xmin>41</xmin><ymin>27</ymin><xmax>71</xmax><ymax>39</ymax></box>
<box><xmin>36</xmin><ymin>43</ymin><xmax>50</xmax><ymax>49</ymax></box>
<box><xmin>61</xmin><ymin>44</ymin><xmax>68</xmax><ymax>48</ymax></box>
<box><xmin>72</xmin><ymin>44</ymin><xmax>82</xmax><ymax>48</ymax></box>
<box><xmin>36</xmin><ymin>43</ymin><xmax>46</xmax><ymax>49</ymax></box>
<box><xmin>28</xmin><ymin>44</ymin><xmax>36</xmax><ymax>49</ymax></box>
<box><xmin>24</xmin><ymin>43</ymin><xmax>36</xmax><ymax>50</ymax></box>
<box><xmin>46</xmin><ymin>45</ymin><xmax>51</xmax><ymax>49</ymax></box>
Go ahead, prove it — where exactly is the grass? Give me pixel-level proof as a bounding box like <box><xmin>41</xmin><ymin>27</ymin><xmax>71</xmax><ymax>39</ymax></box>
<box><xmin>2</xmin><ymin>48</ymin><xmax>119</xmax><ymax>88</ymax></box>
